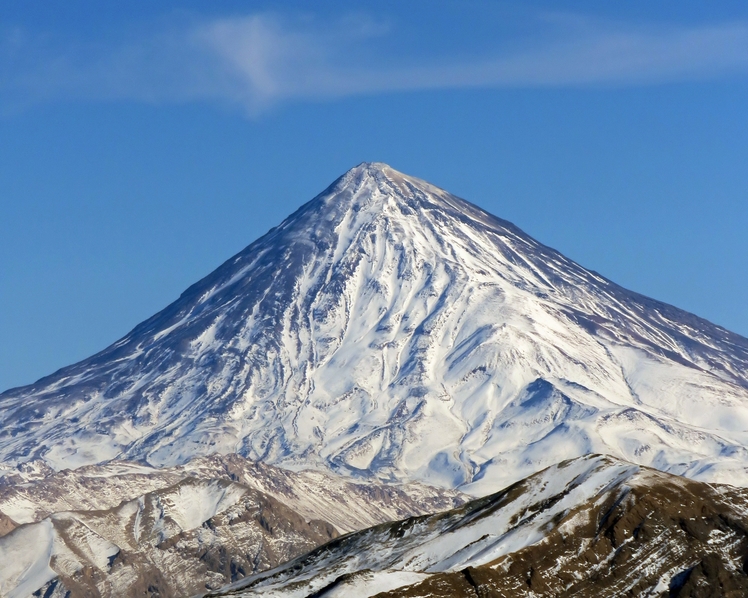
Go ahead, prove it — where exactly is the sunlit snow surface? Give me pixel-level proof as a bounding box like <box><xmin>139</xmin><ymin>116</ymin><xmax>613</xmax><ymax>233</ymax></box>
<box><xmin>2</xmin><ymin>163</ymin><xmax>748</xmax><ymax>493</ymax></box>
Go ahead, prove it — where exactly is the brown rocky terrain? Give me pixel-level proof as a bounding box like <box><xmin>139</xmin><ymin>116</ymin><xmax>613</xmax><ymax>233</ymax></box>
<box><xmin>0</xmin><ymin>454</ymin><xmax>465</xmax><ymax>537</ymax></box>
<box><xmin>0</xmin><ymin>509</ymin><xmax>16</xmax><ymax>536</ymax></box>
<box><xmin>0</xmin><ymin>455</ymin><xmax>465</xmax><ymax>597</ymax></box>
<box><xmin>374</xmin><ymin>473</ymin><xmax>748</xmax><ymax>597</ymax></box>
<box><xmin>28</xmin><ymin>478</ymin><xmax>336</xmax><ymax>597</ymax></box>
<box><xmin>208</xmin><ymin>455</ymin><xmax>748</xmax><ymax>598</ymax></box>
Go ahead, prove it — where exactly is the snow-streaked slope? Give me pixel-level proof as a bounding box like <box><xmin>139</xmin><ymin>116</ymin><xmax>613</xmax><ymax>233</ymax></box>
<box><xmin>0</xmin><ymin>455</ymin><xmax>464</xmax><ymax>597</ymax></box>
<box><xmin>0</xmin><ymin>477</ymin><xmax>337</xmax><ymax>597</ymax></box>
<box><xmin>0</xmin><ymin>454</ymin><xmax>465</xmax><ymax>535</ymax></box>
<box><xmin>0</xmin><ymin>519</ymin><xmax>56</xmax><ymax>598</ymax></box>
<box><xmin>208</xmin><ymin>454</ymin><xmax>748</xmax><ymax>598</ymax></box>
<box><xmin>2</xmin><ymin>163</ymin><xmax>748</xmax><ymax>493</ymax></box>
<box><xmin>209</xmin><ymin>455</ymin><xmax>640</xmax><ymax>597</ymax></box>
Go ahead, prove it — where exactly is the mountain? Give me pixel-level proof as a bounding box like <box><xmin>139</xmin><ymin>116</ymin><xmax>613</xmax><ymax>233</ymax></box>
<box><xmin>0</xmin><ymin>455</ymin><xmax>465</xmax><ymax>537</ymax></box>
<box><xmin>0</xmin><ymin>454</ymin><xmax>464</xmax><ymax>597</ymax></box>
<box><xmin>207</xmin><ymin>454</ymin><xmax>748</xmax><ymax>598</ymax></box>
<box><xmin>2</xmin><ymin>162</ymin><xmax>748</xmax><ymax>494</ymax></box>
<box><xmin>0</xmin><ymin>478</ymin><xmax>335</xmax><ymax>598</ymax></box>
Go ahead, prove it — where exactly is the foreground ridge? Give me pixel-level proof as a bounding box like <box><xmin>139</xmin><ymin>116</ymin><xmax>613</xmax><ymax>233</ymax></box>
<box><xmin>2</xmin><ymin>163</ymin><xmax>748</xmax><ymax>493</ymax></box>
<box><xmin>208</xmin><ymin>454</ymin><xmax>748</xmax><ymax>598</ymax></box>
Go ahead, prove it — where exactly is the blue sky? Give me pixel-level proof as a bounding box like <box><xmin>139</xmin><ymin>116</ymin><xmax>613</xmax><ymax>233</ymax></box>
<box><xmin>1</xmin><ymin>0</ymin><xmax>748</xmax><ymax>391</ymax></box>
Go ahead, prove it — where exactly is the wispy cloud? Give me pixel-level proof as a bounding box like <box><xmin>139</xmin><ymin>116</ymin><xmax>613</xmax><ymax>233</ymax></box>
<box><xmin>3</xmin><ymin>12</ymin><xmax>748</xmax><ymax>114</ymax></box>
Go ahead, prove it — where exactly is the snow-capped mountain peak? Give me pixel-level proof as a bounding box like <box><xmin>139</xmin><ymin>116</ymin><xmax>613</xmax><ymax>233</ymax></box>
<box><xmin>2</xmin><ymin>163</ymin><xmax>748</xmax><ymax>494</ymax></box>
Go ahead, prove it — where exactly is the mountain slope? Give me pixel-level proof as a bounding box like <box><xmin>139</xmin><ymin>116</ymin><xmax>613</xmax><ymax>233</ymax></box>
<box><xmin>0</xmin><ymin>455</ymin><xmax>464</xmax><ymax>597</ymax></box>
<box><xmin>2</xmin><ymin>163</ymin><xmax>748</xmax><ymax>493</ymax></box>
<box><xmin>207</xmin><ymin>454</ymin><xmax>748</xmax><ymax>598</ymax></box>
<box><xmin>0</xmin><ymin>454</ymin><xmax>465</xmax><ymax>537</ymax></box>
<box><xmin>0</xmin><ymin>477</ymin><xmax>337</xmax><ymax>598</ymax></box>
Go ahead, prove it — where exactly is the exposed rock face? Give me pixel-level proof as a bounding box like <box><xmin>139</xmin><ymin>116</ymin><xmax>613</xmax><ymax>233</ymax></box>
<box><xmin>0</xmin><ymin>454</ymin><xmax>464</xmax><ymax>538</ymax></box>
<box><xmin>0</xmin><ymin>455</ymin><xmax>465</xmax><ymax>597</ymax></box>
<box><xmin>0</xmin><ymin>510</ymin><xmax>16</xmax><ymax>536</ymax></box>
<box><xmin>2</xmin><ymin>164</ymin><xmax>748</xmax><ymax>495</ymax></box>
<box><xmin>208</xmin><ymin>455</ymin><xmax>748</xmax><ymax>598</ymax></box>
<box><xmin>3</xmin><ymin>478</ymin><xmax>335</xmax><ymax>598</ymax></box>
<box><xmin>379</xmin><ymin>477</ymin><xmax>748</xmax><ymax>597</ymax></box>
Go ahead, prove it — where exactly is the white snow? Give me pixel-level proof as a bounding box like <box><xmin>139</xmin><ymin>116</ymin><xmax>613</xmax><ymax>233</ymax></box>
<box><xmin>2</xmin><ymin>162</ymin><xmax>748</xmax><ymax>497</ymax></box>
<box><xmin>0</xmin><ymin>520</ymin><xmax>56</xmax><ymax>598</ymax></box>
<box><xmin>312</xmin><ymin>570</ymin><xmax>429</xmax><ymax>598</ymax></box>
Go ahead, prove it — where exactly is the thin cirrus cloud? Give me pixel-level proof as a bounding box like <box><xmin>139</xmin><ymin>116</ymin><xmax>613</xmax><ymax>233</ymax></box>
<box><xmin>2</xmin><ymin>12</ymin><xmax>748</xmax><ymax>115</ymax></box>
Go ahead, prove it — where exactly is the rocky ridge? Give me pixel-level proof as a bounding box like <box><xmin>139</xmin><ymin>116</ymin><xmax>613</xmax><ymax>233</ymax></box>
<box><xmin>208</xmin><ymin>454</ymin><xmax>748</xmax><ymax>598</ymax></box>
<box><xmin>0</xmin><ymin>454</ymin><xmax>464</xmax><ymax>597</ymax></box>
